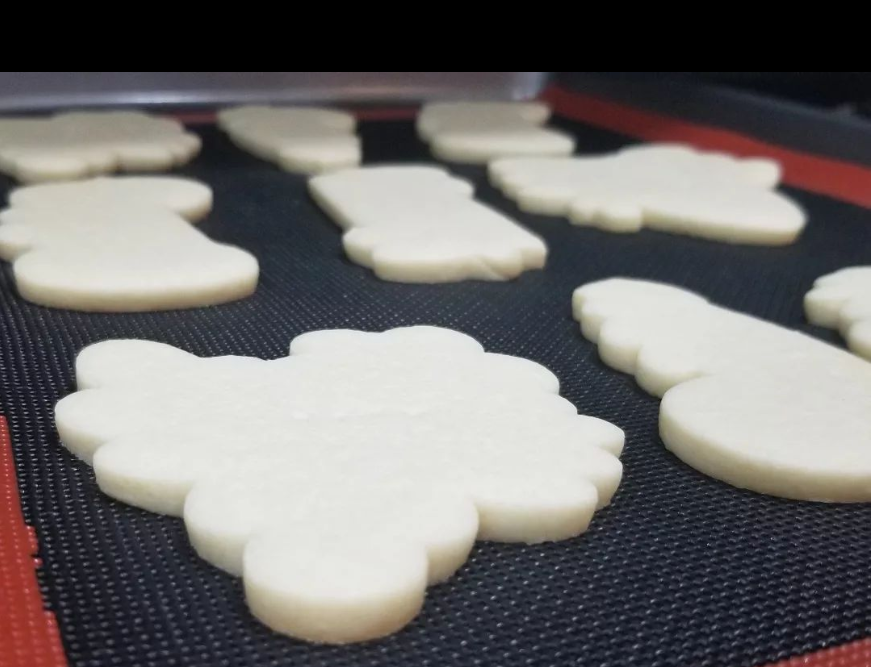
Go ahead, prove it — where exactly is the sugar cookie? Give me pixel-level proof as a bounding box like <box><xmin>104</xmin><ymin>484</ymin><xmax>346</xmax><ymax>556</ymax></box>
<box><xmin>573</xmin><ymin>278</ymin><xmax>871</xmax><ymax>501</ymax></box>
<box><xmin>218</xmin><ymin>106</ymin><xmax>360</xmax><ymax>174</ymax></box>
<box><xmin>805</xmin><ymin>267</ymin><xmax>871</xmax><ymax>361</ymax></box>
<box><xmin>0</xmin><ymin>111</ymin><xmax>200</xmax><ymax>182</ymax></box>
<box><xmin>491</xmin><ymin>144</ymin><xmax>804</xmax><ymax>244</ymax></box>
<box><xmin>418</xmin><ymin>102</ymin><xmax>575</xmax><ymax>163</ymax></box>
<box><xmin>310</xmin><ymin>166</ymin><xmax>546</xmax><ymax>282</ymax></box>
<box><xmin>55</xmin><ymin>326</ymin><xmax>623</xmax><ymax>643</ymax></box>
<box><xmin>0</xmin><ymin>177</ymin><xmax>258</xmax><ymax>311</ymax></box>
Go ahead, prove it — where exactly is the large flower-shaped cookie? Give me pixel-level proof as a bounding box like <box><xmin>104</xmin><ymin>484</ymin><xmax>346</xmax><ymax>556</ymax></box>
<box><xmin>56</xmin><ymin>326</ymin><xmax>623</xmax><ymax>643</ymax></box>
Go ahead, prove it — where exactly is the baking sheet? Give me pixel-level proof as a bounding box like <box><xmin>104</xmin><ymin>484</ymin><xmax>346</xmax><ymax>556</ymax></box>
<box><xmin>1</xmin><ymin>115</ymin><xmax>870</xmax><ymax>667</ymax></box>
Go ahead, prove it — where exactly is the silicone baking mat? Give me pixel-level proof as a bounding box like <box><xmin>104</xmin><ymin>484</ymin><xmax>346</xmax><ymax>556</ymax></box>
<box><xmin>2</xmin><ymin>99</ymin><xmax>871</xmax><ymax>667</ymax></box>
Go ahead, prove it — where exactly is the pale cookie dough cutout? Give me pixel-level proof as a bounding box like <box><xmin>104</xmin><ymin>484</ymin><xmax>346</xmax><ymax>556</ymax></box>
<box><xmin>0</xmin><ymin>111</ymin><xmax>200</xmax><ymax>183</ymax></box>
<box><xmin>0</xmin><ymin>177</ymin><xmax>258</xmax><ymax>311</ymax></box>
<box><xmin>805</xmin><ymin>267</ymin><xmax>871</xmax><ymax>361</ymax></box>
<box><xmin>491</xmin><ymin>144</ymin><xmax>805</xmax><ymax>245</ymax></box>
<box><xmin>417</xmin><ymin>101</ymin><xmax>575</xmax><ymax>164</ymax></box>
<box><xmin>217</xmin><ymin>106</ymin><xmax>360</xmax><ymax>174</ymax></box>
<box><xmin>573</xmin><ymin>278</ymin><xmax>871</xmax><ymax>502</ymax></box>
<box><xmin>309</xmin><ymin>166</ymin><xmax>547</xmax><ymax>282</ymax></box>
<box><xmin>55</xmin><ymin>326</ymin><xmax>624</xmax><ymax>643</ymax></box>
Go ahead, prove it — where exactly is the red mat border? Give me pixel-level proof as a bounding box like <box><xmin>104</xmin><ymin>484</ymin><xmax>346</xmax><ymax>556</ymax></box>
<box><xmin>0</xmin><ymin>416</ymin><xmax>67</xmax><ymax>667</ymax></box>
<box><xmin>761</xmin><ymin>639</ymin><xmax>871</xmax><ymax>666</ymax></box>
<box><xmin>541</xmin><ymin>85</ymin><xmax>871</xmax><ymax>209</ymax></box>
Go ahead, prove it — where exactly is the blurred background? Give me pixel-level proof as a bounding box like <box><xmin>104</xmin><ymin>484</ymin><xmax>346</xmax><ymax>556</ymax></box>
<box><xmin>594</xmin><ymin>72</ymin><xmax>871</xmax><ymax>114</ymax></box>
<box><xmin>1</xmin><ymin>72</ymin><xmax>869</xmax><ymax>116</ymax></box>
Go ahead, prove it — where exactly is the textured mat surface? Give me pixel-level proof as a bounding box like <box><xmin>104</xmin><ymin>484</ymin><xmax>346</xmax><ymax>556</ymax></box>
<box><xmin>1</xmin><ymin>116</ymin><xmax>871</xmax><ymax>667</ymax></box>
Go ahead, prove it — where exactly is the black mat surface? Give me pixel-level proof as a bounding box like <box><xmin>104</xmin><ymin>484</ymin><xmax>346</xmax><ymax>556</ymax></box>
<box><xmin>2</xmin><ymin>116</ymin><xmax>871</xmax><ymax>667</ymax></box>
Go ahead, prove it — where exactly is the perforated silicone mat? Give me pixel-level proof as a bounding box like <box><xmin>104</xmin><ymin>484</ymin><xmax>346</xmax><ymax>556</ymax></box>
<box><xmin>2</xmin><ymin>115</ymin><xmax>871</xmax><ymax>667</ymax></box>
